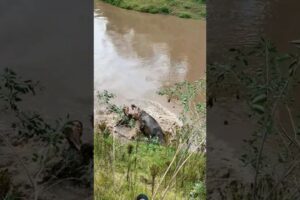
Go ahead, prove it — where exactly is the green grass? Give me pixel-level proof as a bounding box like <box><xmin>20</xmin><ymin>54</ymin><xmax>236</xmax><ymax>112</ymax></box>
<box><xmin>100</xmin><ymin>0</ymin><xmax>206</xmax><ymax>19</ymax></box>
<box><xmin>94</xmin><ymin>131</ymin><xmax>206</xmax><ymax>200</ymax></box>
<box><xmin>95</xmin><ymin>80</ymin><xmax>206</xmax><ymax>199</ymax></box>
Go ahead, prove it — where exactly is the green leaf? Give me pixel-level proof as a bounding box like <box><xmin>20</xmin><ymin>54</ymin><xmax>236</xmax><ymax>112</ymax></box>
<box><xmin>276</xmin><ymin>54</ymin><xmax>291</xmax><ymax>62</ymax></box>
<box><xmin>289</xmin><ymin>60</ymin><xmax>298</xmax><ymax>77</ymax></box>
<box><xmin>251</xmin><ymin>104</ymin><xmax>265</xmax><ymax>114</ymax></box>
<box><xmin>251</xmin><ymin>94</ymin><xmax>267</xmax><ymax>104</ymax></box>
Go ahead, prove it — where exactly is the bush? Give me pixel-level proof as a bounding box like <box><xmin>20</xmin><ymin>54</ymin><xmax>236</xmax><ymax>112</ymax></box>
<box><xmin>139</xmin><ymin>5</ymin><xmax>160</xmax><ymax>14</ymax></box>
<box><xmin>102</xmin><ymin>0</ymin><xmax>122</xmax><ymax>6</ymax></box>
<box><xmin>190</xmin><ymin>181</ymin><xmax>206</xmax><ymax>199</ymax></box>
<box><xmin>179</xmin><ymin>12</ymin><xmax>192</xmax><ymax>18</ymax></box>
<box><xmin>159</xmin><ymin>6</ymin><xmax>170</xmax><ymax>14</ymax></box>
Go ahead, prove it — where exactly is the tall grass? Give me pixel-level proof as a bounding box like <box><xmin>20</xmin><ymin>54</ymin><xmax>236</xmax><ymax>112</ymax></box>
<box><xmin>94</xmin><ymin>79</ymin><xmax>206</xmax><ymax>199</ymax></box>
<box><xmin>94</xmin><ymin>131</ymin><xmax>205</xmax><ymax>199</ymax></box>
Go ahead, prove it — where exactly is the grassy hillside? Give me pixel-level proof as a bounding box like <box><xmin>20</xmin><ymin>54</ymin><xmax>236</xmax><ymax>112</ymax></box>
<box><xmin>100</xmin><ymin>0</ymin><xmax>206</xmax><ymax>19</ymax></box>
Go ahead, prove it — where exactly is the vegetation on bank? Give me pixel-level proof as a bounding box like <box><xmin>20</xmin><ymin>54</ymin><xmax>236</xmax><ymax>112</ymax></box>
<box><xmin>99</xmin><ymin>0</ymin><xmax>206</xmax><ymax>19</ymax></box>
<box><xmin>94</xmin><ymin>134</ymin><xmax>206</xmax><ymax>200</ymax></box>
<box><xmin>208</xmin><ymin>38</ymin><xmax>300</xmax><ymax>198</ymax></box>
<box><xmin>0</xmin><ymin>69</ymin><xmax>92</xmax><ymax>199</ymax></box>
<box><xmin>95</xmin><ymin>79</ymin><xmax>206</xmax><ymax>199</ymax></box>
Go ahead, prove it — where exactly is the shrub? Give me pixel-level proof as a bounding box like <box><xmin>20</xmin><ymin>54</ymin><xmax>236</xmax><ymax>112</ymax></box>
<box><xmin>179</xmin><ymin>12</ymin><xmax>192</xmax><ymax>18</ymax></box>
<box><xmin>160</xmin><ymin>6</ymin><xmax>170</xmax><ymax>14</ymax></box>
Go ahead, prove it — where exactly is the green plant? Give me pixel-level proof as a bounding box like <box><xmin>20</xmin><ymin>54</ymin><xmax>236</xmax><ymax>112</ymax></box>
<box><xmin>94</xmin><ymin>130</ymin><xmax>206</xmax><ymax>200</ymax></box>
<box><xmin>158</xmin><ymin>79</ymin><xmax>206</xmax><ymax>155</ymax></box>
<box><xmin>98</xmin><ymin>0</ymin><xmax>206</xmax><ymax>19</ymax></box>
<box><xmin>97</xmin><ymin>90</ymin><xmax>136</xmax><ymax>128</ymax></box>
<box><xmin>0</xmin><ymin>68</ymin><xmax>39</xmax><ymax>111</ymax></box>
<box><xmin>160</xmin><ymin>6</ymin><xmax>170</xmax><ymax>14</ymax></box>
<box><xmin>0</xmin><ymin>69</ymin><xmax>92</xmax><ymax>199</ymax></box>
<box><xmin>158</xmin><ymin>79</ymin><xmax>205</xmax><ymax>113</ymax></box>
<box><xmin>189</xmin><ymin>181</ymin><xmax>206</xmax><ymax>200</ymax></box>
<box><xmin>102</xmin><ymin>0</ymin><xmax>123</xmax><ymax>6</ymax></box>
<box><xmin>95</xmin><ymin>80</ymin><xmax>206</xmax><ymax>199</ymax></box>
<box><xmin>179</xmin><ymin>13</ymin><xmax>191</xmax><ymax>18</ymax></box>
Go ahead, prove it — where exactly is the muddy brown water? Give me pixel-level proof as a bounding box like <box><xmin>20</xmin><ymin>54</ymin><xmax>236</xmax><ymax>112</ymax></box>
<box><xmin>207</xmin><ymin>0</ymin><xmax>300</xmax><ymax>186</ymax></box>
<box><xmin>208</xmin><ymin>0</ymin><xmax>300</xmax><ymax>60</ymax></box>
<box><xmin>94</xmin><ymin>0</ymin><xmax>300</xmax><ymax>153</ymax></box>
<box><xmin>205</xmin><ymin>2</ymin><xmax>300</xmax><ymax>196</ymax></box>
<box><xmin>94</xmin><ymin>2</ymin><xmax>206</xmax><ymax>103</ymax></box>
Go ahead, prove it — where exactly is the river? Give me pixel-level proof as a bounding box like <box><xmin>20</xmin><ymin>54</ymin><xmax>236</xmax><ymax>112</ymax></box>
<box><xmin>94</xmin><ymin>2</ymin><xmax>206</xmax><ymax>103</ymax></box>
<box><xmin>208</xmin><ymin>0</ymin><xmax>300</xmax><ymax>144</ymax></box>
<box><xmin>208</xmin><ymin>0</ymin><xmax>300</xmax><ymax>61</ymax></box>
<box><xmin>207</xmin><ymin>0</ymin><xmax>300</xmax><ymax>187</ymax></box>
<box><xmin>94</xmin><ymin>0</ymin><xmax>300</xmax><ymax>153</ymax></box>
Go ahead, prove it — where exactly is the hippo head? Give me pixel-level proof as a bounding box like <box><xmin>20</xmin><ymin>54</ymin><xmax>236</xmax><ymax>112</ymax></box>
<box><xmin>123</xmin><ymin>104</ymin><xmax>141</xmax><ymax>120</ymax></box>
<box><xmin>63</xmin><ymin>120</ymin><xmax>83</xmax><ymax>151</ymax></box>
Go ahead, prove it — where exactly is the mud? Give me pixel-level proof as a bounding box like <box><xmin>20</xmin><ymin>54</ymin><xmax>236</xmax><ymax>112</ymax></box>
<box><xmin>95</xmin><ymin>99</ymin><xmax>183</xmax><ymax>143</ymax></box>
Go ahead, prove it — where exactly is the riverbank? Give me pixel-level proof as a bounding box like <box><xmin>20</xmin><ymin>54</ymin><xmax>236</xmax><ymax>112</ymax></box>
<box><xmin>99</xmin><ymin>0</ymin><xmax>206</xmax><ymax>19</ymax></box>
<box><xmin>94</xmin><ymin>85</ymin><xmax>206</xmax><ymax>199</ymax></box>
<box><xmin>94</xmin><ymin>96</ymin><xmax>206</xmax><ymax>199</ymax></box>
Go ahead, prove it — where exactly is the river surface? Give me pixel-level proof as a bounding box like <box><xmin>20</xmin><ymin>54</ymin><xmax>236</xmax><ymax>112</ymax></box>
<box><xmin>207</xmin><ymin>0</ymin><xmax>300</xmax><ymax>170</ymax></box>
<box><xmin>94</xmin><ymin>2</ymin><xmax>206</xmax><ymax>102</ymax></box>
<box><xmin>208</xmin><ymin>0</ymin><xmax>300</xmax><ymax>61</ymax></box>
<box><xmin>206</xmin><ymin>1</ymin><xmax>300</xmax><ymax>192</ymax></box>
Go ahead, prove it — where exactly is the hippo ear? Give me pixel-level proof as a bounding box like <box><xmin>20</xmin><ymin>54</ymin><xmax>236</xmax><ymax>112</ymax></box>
<box><xmin>131</xmin><ymin>104</ymin><xmax>137</xmax><ymax>109</ymax></box>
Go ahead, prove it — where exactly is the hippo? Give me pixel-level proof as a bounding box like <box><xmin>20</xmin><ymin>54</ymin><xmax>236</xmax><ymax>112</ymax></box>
<box><xmin>63</xmin><ymin>120</ymin><xmax>83</xmax><ymax>151</ymax></box>
<box><xmin>123</xmin><ymin>104</ymin><xmax>165</xmax><ymax>144</ymax></box>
